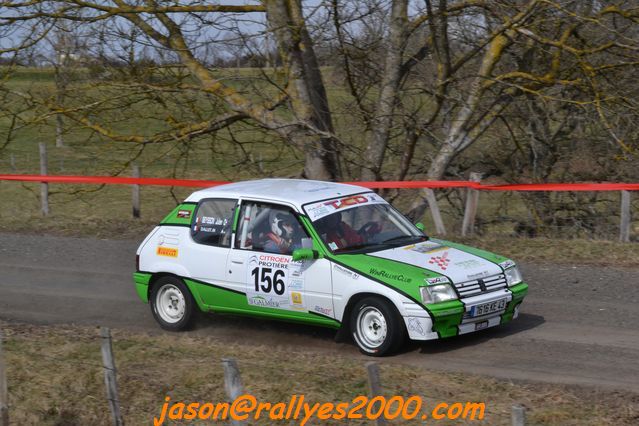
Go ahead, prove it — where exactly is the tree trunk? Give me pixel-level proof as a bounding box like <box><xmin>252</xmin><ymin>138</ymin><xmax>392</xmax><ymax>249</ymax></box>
<box><xmin>128</xmin><ymin>1</ymin><xmax>341</xmax><ymax>181</ymax></box>
<box><xmin>266</xmin><ymin>0</ymin><xmax>341</xmax><ymax>181</ymax></box>
<box><xmin>361</xmin><ymin>0</ymin><xmax>408</xmax><ymax>182</ymax></box>
<box><xmin>406</xmin><ymin>33</ymin><xmax>511</xmax><ymax>221</ymax></box>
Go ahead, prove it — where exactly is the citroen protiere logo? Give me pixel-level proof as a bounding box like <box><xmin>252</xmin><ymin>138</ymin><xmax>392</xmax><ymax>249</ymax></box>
<box><xmin>477</xmin><ymin>278</ymin><xmax>487</xmax><ymax>292</ymax></box>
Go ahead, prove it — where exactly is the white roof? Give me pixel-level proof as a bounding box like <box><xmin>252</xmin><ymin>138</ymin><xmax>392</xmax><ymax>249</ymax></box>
<box><xmin>185</xmin><ymin>179</ymin><xmax>371</xmax><ymax>209</ymax></box>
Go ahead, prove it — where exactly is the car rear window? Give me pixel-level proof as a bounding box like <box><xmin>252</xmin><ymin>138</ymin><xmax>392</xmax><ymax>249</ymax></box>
<box><xmin>191</xmin><ymin>198</ymin><xmax>237</xmax><ymax>247</ymax></box>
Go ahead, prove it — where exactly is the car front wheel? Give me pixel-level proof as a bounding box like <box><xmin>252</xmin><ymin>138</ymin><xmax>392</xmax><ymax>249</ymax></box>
<box><xmin>150</xmin><ymin>276</ymin><xmax>195</xmax><ymax>331</ymax></box>
<box><xmin>350</xmin><ymin>297</ymin><xmax>405</xmax><ymax>356</ymax></box>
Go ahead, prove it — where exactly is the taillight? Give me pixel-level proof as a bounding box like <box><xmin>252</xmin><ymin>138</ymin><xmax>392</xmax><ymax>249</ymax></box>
<box><xmin>136</xmin><ymin>254</ymin><xmax>140</xmax><ymax>271</ymax></box>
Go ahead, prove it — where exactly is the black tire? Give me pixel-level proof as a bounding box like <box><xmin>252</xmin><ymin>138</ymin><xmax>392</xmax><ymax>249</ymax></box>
<box><xmin>349</xmin><ymin>297</ymin><xmax>405</xmax><ymax>356</ymax></box>
<box><xmin>149</xmin><ymin>276</ymin><xmax>196</xmax><ymax>331</ymax></box>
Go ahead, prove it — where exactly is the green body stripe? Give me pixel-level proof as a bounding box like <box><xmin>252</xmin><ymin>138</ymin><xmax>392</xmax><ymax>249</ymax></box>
<box><xmin>160</xmin><ymin>203</ymin><xmax>196</xmax><ymax>226</ymax></box>
<box><xmin>333</xmin><ymin>254</ymin><xmax>426</xmax><ymax>301</ymax></box>
<box><xmin>426</xmin><ymin>300</ymin><xmax>465</xmax><ymax>338</ymax></box>
<box><xmin>133</xmin><ymin>272</ymin><xmax>152</xmax><ymax>303</ymax></box>
<box><xmin>232</xmin><ymin>204</ymin><xmax>241</xmax><ymax>233</ymax></box>
<box><xmin>501</xmin><ymin>283</ymin><xmax>529</xmax><ymax>324</ymax></box>
<box><xmin>186</xmin><ymin>278</ymin><xmax>341</xmax><ymax>328</ymax></box>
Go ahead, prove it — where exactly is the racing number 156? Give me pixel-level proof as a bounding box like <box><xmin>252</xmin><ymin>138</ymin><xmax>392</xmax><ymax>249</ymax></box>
<box><xmin>251</xmin><ymin>267</ymin><xmax>285</xmax><ymax>295</ymax></box>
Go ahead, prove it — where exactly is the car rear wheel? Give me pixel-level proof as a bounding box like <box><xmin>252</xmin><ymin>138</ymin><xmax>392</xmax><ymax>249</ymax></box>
<box><xmin>150</xmin><ymin>276</ymin><xmax>195</xmax><ymax>331</ymax></box>
<box><xmin>350</xmin><ymin>297</ymin><xmax>405</xmax><ymax>356</ymax></box>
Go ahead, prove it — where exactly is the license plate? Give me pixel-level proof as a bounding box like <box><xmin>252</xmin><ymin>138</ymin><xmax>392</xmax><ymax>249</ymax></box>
<box><xmin>475</xmin><ymin>321</ymin><xmax>489</xmax><ymax>331</ymax></box>
<box><xmin>470</xmin><ymin>299</ymin><xmax>507</xmax><ymax>317</ymax></box>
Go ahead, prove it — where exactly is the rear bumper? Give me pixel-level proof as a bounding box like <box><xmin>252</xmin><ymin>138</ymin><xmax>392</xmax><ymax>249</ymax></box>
<box><xmin>133</xmin><ymin>272</ymin><xmax>152</xmax><ymax>303</ymax></box>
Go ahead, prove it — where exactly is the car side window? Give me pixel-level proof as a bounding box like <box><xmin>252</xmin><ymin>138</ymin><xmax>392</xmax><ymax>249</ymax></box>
<box><xmin>235</xmin><ymin>201</ymin><xmax>308</xmax><ymax>255</ymax></box>
<box><xmin>191</xmin><ymin>198</ymin><xmax>237</xmax><ymax>247</ymax></box>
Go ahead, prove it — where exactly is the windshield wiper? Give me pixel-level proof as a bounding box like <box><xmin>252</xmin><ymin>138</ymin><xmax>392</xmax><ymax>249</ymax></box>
<box><xmin>334</xmin><ymin>242</ymin><xmax>391</xmax><ymax>254</ymax></box>
<box><xmin>381</xmin><ymin>235</ymin><xmax>429</xmax><ymax>245</ymax></box>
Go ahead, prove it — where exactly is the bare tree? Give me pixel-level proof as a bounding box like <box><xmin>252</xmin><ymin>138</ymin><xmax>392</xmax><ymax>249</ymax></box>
<box><xmin>2</xmin><ymin>0</ymin><xmax>639</xmax><ymax>225</ymax></box>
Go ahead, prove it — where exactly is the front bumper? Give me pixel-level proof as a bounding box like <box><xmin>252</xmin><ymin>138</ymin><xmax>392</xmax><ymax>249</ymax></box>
<box><xmin>405</xmin><ymin>282</ymin><xmax>528</xmax><ymax>340</ymax></box>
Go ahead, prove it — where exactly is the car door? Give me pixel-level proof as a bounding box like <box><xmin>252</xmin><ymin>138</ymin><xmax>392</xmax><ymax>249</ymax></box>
<box><xmin>227</xmin><ymin>200</ymin><xmax>335</xmax><ymax>321</ymax></box>
<box><xmin>180</xmin><ymin>198</ymin><xmax>238</xmax><ymax>304</ymax></box>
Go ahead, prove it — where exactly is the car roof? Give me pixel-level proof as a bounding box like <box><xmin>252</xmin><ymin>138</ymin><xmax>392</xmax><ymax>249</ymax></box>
<box><xmin>185</xmin><ymin>179</ymin><xmax>371</xmax><ymax>210</ymax></box>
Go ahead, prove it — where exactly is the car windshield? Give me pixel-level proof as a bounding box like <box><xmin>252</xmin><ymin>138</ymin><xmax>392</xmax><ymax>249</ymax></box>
<box><xmin>305</xmin><ymin>193</ymin><xmax>427</xmax><ymax>254</ymax></box>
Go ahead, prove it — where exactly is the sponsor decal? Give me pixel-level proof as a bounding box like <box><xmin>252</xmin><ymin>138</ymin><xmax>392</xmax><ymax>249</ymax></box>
<box><xmin>408</xmin><ymin>243</ymin><xmax>446</xmax><ymax>254</ymax></box>
<box><xmin>407</xmin><ymin>317</ymin><xmax>426</xmax><ymax>336</ymax></box>
<box><xmin>428</xmin><ymin>251</ymin><xmax>450</xmax><ymax>270</ymax></box>
<box><xmin>324</xmin><ymin>195</ymin><xmax>370</xmax><ymax>210</ymax></box>
<box><xmin>313</xmin><ymin>305</ymin><xmax>333</xmax><ymax>317</ymax></box>
<box><xmin>289</xmin><ymin>278</ymin><xmax>304</xmax><ymax>289</ymax></box>
<box><xmin>177</xmin><ymin>209</ymin><xmax>191</xmax><ymax>219</ymax></box>
<box><xmin>426</xmin><ymin>276</ymin><xmax>450</xmax><ymax>285</ymax></box>
<box><xmin>467</xmin><ymin>270</ymin><xmax>491</xmax><ymax>280</ymax></box>
<box><xmin>333</xmin><ymin>264</ymin><xmax>360</xmax><ymax>280</ymax></box>
<box><xmin>304</xmin><ymin>185</ymin><xmax>334</xmax><ymax>192</ymax></box>
<box><xmin>304</xmin><ymin>193</ymin><xmax>387</xmax><ymax>221</ymax></box>
<box><xmin>368</xmin><ymin>268</ymin><xmax>412</xmax><ymax>283</ymax></box>
<box><xmin>250</xmin><ymin>254</ymin><xmax>290</xmax><ymax>269</ymax></box>
<box><xmin>248</xmin><ymin>295</ymin><xmax>284</xmax><ymax>308</ymax></box>
<box><xmin>247</xmin><ymin>254</ymin><xmax>301</xmax><ymax>312</ymax></box>
<box><xmin>499</xmin><ymin>259</ymin><xmax>516</xmax><ymax>269</ymax></box>
<box><xmin>291</xmin><ymin>291</ymin><xmax>303</xmax><ymax>305</ymax></box>
<box><xmin>454</xmin><ymin>259</ymin><xmax>482</xmax><ymax>269</ymax></box>
<box><xmin>156</xmin><ymin>246</ymin><xmax>178</xmax><ymax>258</ymax></box>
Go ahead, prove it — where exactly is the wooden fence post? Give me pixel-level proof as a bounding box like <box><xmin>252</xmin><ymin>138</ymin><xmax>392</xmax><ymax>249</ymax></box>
<box><xmin>425</xmin><ymin>188</ymin><xmax>446</xmax><ymax>235</ymax></box>
<box><xmin>0</xmin><ymin>330</ymin><xmax>8</xmax><ymax>426</ymax></box>
<box><xmin>511</xmin><ymin>404</ymin><xmax>526</xmax><ymax>426</ymax></box>
<box><xmin>131</xmin><ymin>165</ymin><xmax>140</xmax><ymax>219</ymax></box>
<box><xmin>461</xmin><ymin>172</ymin><xmax>482</xmax><ymax>237</ymax></box>
<box><xmin>366</xmin><ymin>362</ymin><xmax>387</xmax><ymax>426</ymax></box>
<box><xmin>221</xmin><ymin>358</ymin><xmax>245</xmax><ymax>426</ymax></box>
<box><xmin>39</xmin><ymin>143</ymin><xmax>49</xmax><ymax>216</ymax></box>
<box><xmin>100</xmin><ymin>327</ymin><xmax>124</xmax><ymax>426</ymax></box>
<box><xmin>620</xmin><ymin>190</ymin><xmax>631</xmax><ymax>243</ymax></box>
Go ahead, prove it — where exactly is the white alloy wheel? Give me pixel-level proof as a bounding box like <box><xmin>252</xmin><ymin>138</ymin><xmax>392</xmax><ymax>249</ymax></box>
<box><xmin>155</xmin><ymin>284</ymin><xmax>186</xmax><ymax>324</ymax></box>
<box><xmin>356</xmin><ymin>306</ymin><xmax>388</xmax><ymax>349</ymax></box>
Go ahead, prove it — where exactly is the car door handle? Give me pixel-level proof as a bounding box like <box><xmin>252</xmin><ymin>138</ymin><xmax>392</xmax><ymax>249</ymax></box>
<box><xmin>231</xmin><ymin>260</ymin><xmax>244</xmax><ymax>265</ymax></box>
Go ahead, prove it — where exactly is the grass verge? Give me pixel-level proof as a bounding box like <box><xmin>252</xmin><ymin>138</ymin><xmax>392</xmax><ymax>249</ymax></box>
<box><xmin>1</xmin><ymin>321</ymin><xmax>637</xmax><ymax>425</ymax></box>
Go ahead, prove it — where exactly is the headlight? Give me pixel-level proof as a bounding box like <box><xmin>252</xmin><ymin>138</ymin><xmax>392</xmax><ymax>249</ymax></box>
<box><xmin>420</xmin><ymin>284</ymin><xmax>457</xmax><ymax>304</ymax></box>
<box><xmin>504</xmin><ymin>266</ymin><xmax>523</xmax><ymax>287</ymax></box>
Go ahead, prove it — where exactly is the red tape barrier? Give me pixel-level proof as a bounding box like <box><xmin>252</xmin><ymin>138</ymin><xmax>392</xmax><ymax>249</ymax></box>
<box><xmin>1</xmin><ymin>174</ymin><xmax>639</xmax><ymax>191</ymax></box>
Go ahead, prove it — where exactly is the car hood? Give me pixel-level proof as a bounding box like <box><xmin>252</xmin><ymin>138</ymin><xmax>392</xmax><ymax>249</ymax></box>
<box><xmin>367</xmin><ymin>239</ymin><xmax>503</xmax><ymax>284</ymax></box>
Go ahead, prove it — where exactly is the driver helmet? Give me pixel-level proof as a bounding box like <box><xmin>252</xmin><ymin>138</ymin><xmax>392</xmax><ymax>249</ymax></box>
<box><xmin>270</xmin><ymin>211</ymin><xmax>292</xmax><ymax>237</ymax></box>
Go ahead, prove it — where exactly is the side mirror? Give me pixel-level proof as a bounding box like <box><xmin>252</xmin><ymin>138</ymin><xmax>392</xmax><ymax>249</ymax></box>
<box><xmin>415</xmin><ymin>222</ymin><xmax>425</xmax><ymax>232</ymax></box>
<box><xmin>292</xmin><ymin>248</ymin><xmax>321</xmax><ymax>261</ymax></box>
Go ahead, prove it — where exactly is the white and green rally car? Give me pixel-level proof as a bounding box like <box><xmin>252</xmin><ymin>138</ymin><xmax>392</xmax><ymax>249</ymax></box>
<box><xmin>134</xmin><ymin>179</ymin><xmax>528</xmax><ymax>356</ymax></box>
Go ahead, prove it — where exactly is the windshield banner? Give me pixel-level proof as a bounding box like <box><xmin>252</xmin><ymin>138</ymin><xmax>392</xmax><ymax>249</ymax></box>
<box><xmin>304</xmin><ymin>193</ymin><xmax>388</xmax><ymax>221</ymax></box>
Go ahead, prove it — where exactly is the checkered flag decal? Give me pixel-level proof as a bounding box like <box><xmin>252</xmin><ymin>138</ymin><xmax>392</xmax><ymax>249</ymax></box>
<box><xmin>428</xmin><ymin>251</ymin><xmax>450</xmax><ymax>270</ymax></box>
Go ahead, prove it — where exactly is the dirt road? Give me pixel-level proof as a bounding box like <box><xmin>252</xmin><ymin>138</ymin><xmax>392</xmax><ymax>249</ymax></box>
<box><xmin>1</xmin><ymin>233</ymin><xmax>638</xmax><ymax>392</ymax></box>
